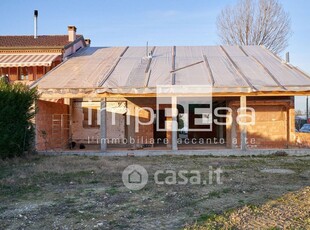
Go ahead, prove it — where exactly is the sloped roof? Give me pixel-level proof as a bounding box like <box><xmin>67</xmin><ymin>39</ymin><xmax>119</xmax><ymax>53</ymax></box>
<box><xmin>33</xmin><ymin>45</ymin><xmax>310</xmax><ymax>94</ymax></box>
<box><xmin>0</xmin><ymin>35</ymin><xmax>83</xmax><ymax>48</ymax></box>
<box><xmin>33</xmin><ymin>47</ymin><xmax>125</xmax><ymax>88</ymax></box>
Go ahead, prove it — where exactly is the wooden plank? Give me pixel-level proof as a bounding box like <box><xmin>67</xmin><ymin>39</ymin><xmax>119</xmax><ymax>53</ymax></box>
<box><xmin>230</xmin><ymin>101</ymin><xmax>291</xmax><ymax>106</ymax></box>
<box><xmin>286</xmin><ymin>106</ymin><xmax>290</xmax><ymax>148</ymax></box>
<box><xmin>203</xmin><ymin>55</ymin><xmax>215</xmax><ymax>86</ymax></box>
<box><xmin>287</xmin><ymin>99</ymin><xmax>295</xmax><ymax>148</ymax></box>
<box><xmin>145</xmin><ymin>46</ymin><xmax>156</xmax><ymax>73</ymax></box>
<box><xmin>170</xmin><ymin>60</ymin><xmax>203</xmax><ymax>73</ymax></box>
<box><xmin>37</xmin><ymin>88</ymin><xmax>310</xmax><ymax>99</ymax></box>
<box><xmin>171</xmin><ymin>46</ymin><xmax>176</xmax><ymax>85</ymax></box>
<box><xmin>38</xmin><ymin>92</ymin><xmax>310</xmax><ymax>100</ymax></box>
<box><xmin>144</xmin><ymin>46</ymin><xmax>156</xmax><ymax>87</ymax></box>
<box><xmin>144</xmin><ymin>69</ymin><xmax>152</xmax><ymax>87</ymax></box>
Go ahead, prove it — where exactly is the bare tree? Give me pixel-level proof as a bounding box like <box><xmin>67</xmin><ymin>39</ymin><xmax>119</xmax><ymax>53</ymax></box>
<box><xmin>217</xmin><ymin>0</ymin><xmax>291</xmax><ymax>54</ymax></box>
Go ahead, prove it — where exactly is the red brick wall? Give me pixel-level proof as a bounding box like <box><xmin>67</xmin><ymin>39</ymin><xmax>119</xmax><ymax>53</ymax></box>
<box><xmin>127</xmin><ymin>98</ymin><xmax>155</xmax><ymax>145</ymax></box>
<box><xmin>227</xmin><ymin>98</ymin><xmax>293</xmax><ymax>149</ymax></box>
<box><xmin>35</xmin><ymin>100</ymin><xmax>69</xmax><ymax>151</ymax></box>
<box><xmin>133</xmin><ymin>104</ymin><xmax>154</xmax><ymax>145</ymax></box>
<box><xmin>240</xmin><ymin>105</ymin><xmax>287</xmax><ymax>148</ymax></box>
<box><xmin>295</xmin><ymin>132</ymin><xmax>310</xmax><ymax>148</ymax></box>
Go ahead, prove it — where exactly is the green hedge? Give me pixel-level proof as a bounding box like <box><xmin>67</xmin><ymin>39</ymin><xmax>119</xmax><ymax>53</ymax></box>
<box><xmin>0</xmin><ymin>79</ymin><xmax>39</xmax><ymax>159</ymax></box>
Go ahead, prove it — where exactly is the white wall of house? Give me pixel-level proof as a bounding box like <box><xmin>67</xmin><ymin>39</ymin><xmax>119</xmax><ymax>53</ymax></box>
<box><xmin>63</xmin><ymin>39</ymin><xmax>85</xmax><ymax>58</ymax></box>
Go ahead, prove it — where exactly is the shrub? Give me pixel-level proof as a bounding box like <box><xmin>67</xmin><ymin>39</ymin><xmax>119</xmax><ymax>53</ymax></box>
<box><xmin>0</xmin><ymin>79</ymin><xmax>39</xmax><ymax>158</ymax></box>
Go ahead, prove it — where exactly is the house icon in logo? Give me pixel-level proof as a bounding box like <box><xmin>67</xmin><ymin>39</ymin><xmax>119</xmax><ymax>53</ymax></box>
<box><xmin>128</xmin><ymin>170</ymin><xmax>142</xmax><ymax>184</ymax></box>
<box><xmin>122</xmin><ymin>164</ymin><xmax>148</xmax><ymax>190</ymax></box>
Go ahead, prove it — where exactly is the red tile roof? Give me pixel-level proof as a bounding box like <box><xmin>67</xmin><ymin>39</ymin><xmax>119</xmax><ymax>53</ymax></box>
<box><xmin>0</xmin><ymin>35</ymin><xmax>83</xmax><ymax>48</ymax></box>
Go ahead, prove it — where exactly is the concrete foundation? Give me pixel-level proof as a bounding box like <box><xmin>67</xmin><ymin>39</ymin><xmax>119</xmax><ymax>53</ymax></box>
<box><xmin>38</xmin><ymin>149</ymin><xmax>310</xmax><ymax>157</ymax></box>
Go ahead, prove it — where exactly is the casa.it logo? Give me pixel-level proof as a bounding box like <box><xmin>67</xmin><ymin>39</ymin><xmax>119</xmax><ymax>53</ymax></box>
<box><xmin>122</xmin><ymin>164</ymin><xmax>224</xmax><ymax>191</ymax></box>
<box><xmin>122</xmin><ymin>164</ymin><xmax>148</xmax><ymax>190</ymax></box>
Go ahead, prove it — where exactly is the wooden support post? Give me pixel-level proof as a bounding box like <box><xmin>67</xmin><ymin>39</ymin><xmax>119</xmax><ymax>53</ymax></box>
<box><xmin>68</xmin><ymin>99</ymin><xmax>73</xmax><ymax>144</ymax></box>
<box><xmin>172</xmin><ymin>96</ymin><xmax>178</xmax><ymax>151</ymax></box>
<box><xmin>287</xmin><ymin>97</ymin><xmax>295</xmax><ymax>148</ymax></box>
<box><xmin>231</xmin><ymin>108</ymin><xmax>237</xmax><ymax>149</ymax></box>
<box><xmin>240</xmin><ymin>96</ymin><xmax>247</xmax><ymax>151</ymax></box>
<box><xmin>64</xmin><ymin>98</ymin><xmax>73</xmax><ymax>145</ymax></box>
<box><xmin>100</xmin><ymin>98</ymin><xmax>107</xmax><ymax>152</ymax></box>
<box><xmin>166</xmin><ymin>117</ymin><xmax>172</xmax><ymax>148</ymax></box>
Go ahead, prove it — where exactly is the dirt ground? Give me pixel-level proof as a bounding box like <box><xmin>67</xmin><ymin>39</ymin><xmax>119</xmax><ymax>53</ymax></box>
<box><xmin>0</xmin><ymin>154</ymin><xmax>309</xmax><ymax>229</ymax></box>
<box><xmin>187</xmin><ymin>186</ymin><xmax>310</xmax><ymax>229</ymax></box>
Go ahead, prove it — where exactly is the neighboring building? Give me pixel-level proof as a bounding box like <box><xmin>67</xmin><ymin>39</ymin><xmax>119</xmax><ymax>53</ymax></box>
<box><xmin>295</xmin><ymin>115</ymin><xmax>307</xmax><ymax>130</ymax></box>
<box><xmin>0</xmin><ymin>26</ymin><xmax>90</xmax><ymax>84</ymax></box>
<box><xmin>32</xmin><ymin>45</ymin><xmax>310</xmax><ymax>152</ymax></box>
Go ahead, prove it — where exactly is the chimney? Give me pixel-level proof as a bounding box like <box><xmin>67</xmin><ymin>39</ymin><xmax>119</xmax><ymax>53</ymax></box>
<box><xmin>68</xmin><ymin>25</ymin><xmax>76</xmax><ymax>42</ymax></box>
<box><xmin>84</xmin><ymin>39</ymin><xmax>91</xmax><ymax>46</ymax></box>
<box><xmin>286</xmin><ymin>52</ymin><xmax>290</xmax><ymax>63</ymax></box>
<box><xmin>34</xmin><ymin>10</ymin><xmax>38</xmax><ymax>39</ymax></box>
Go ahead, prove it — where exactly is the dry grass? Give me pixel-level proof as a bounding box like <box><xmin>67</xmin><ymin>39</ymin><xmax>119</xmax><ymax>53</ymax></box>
<box><xmin>0</xmin><ymin>154</ymin><xmax>309</xmax><ymax>229</ymax></box>
<box><xmin>187</xmin><ymin>186</ymin><xmax>310</xmax><ymax>229</ymax></box>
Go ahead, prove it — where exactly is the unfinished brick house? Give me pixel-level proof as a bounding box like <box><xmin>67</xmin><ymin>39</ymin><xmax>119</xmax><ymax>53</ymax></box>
<box><xmin>0</xmin><ymin>24</ymin><xmax>89</xmax><ymax>84</ymax></box>
<box><xmin>32</xmin><ymin>45</ymin><xmax>310</xmax><ymax>152</ymax></box>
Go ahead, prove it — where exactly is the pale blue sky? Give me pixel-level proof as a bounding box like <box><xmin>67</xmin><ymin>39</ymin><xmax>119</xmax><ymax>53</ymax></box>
<box><xmin>0</xmin><ymin>0</ymin><xmax>309</xmax><ymax>111</ymax></box>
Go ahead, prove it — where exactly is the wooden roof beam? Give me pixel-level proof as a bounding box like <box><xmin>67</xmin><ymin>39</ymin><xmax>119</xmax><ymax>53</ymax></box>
<box><xmin>171</xmin><ymin>46</ymin><xmax>176</xmax><ymax>85</ymax></box>
<box><xmin>144</xmin><ymin>46</ymin><xmax>156</xmax><ymax>87</ymax></box>
<box><xmin>203</xmin><ymin>55</ymin><xmax>215</xmax><ymax>86</ymax></box>
<box><xmin>170</xmin><ymin>60</ymin><xmax>204</xmax><ymax>73</ymax></box>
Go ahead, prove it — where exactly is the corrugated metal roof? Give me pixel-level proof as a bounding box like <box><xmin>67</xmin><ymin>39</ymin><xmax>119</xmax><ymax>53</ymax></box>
<box><xmin>33</xmin><ymin>45</ymin><xmax>310</xmax><ymax>93</ymax></box>
<box><xmin>0</xmin><ymin>53</ymin><xmax>61</xmax><ymax>67</ymax></box>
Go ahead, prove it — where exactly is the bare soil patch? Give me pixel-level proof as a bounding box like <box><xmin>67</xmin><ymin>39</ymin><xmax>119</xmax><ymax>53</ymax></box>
<box><xmin>187</xmin><ymin>186</ymin><xmax>310</xmax><ymax>229</ymax></box>
<box><xmin>260</xmin><ymin>168</ymin><xmax>295</xmax><ymax>174</ymax></box>
<box><xmin>0</xmin><ymin>155</ymin><xmax>309</xmax><ymax>229</ymax></box>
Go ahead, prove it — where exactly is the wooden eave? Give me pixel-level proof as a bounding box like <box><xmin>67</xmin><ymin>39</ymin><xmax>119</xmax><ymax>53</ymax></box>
<box><xmin>37</xmin><ymin>88</ymin><xmax>310</xmax><ymax>99</ymax></box>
